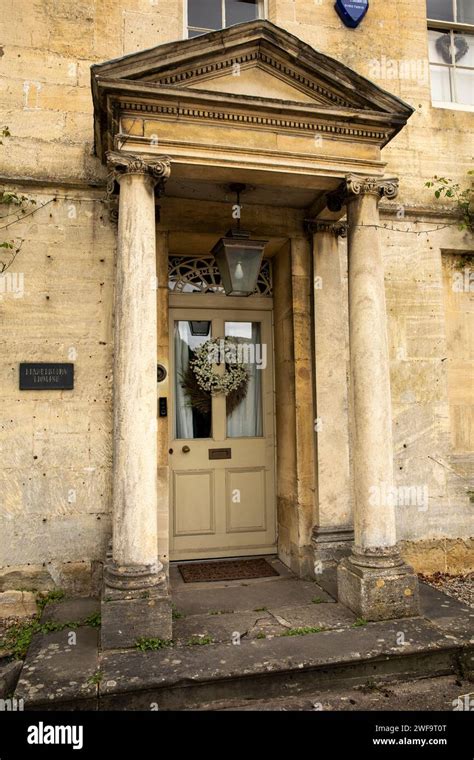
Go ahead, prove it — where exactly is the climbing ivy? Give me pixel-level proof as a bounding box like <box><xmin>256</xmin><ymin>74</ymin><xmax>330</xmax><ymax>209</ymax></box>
<box><xmin>425</xmin><ymin>170</ymin><xmax>474</xmax><ymax>233</ymax></box>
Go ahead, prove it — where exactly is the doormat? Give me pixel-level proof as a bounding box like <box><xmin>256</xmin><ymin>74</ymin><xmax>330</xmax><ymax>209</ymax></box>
<box><xmin>178</xmin><ymin>558</ymin><xmax>279</xmax><ymax>583</ymax></box>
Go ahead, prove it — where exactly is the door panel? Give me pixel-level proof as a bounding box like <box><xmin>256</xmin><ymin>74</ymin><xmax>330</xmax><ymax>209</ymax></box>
<box><xmin>173</xmin><ymin>470</ymin><xmax>215</xmax><ymax>535</ymax></box>
<box><xmin>169</xmin><ymin>307</ymin><xmax>276</xmax><ymax>560</ymax></box>
<box><xmin>226</xmin><ymin>468</ymin><xmax>267</xmax><ymax>532</ymax></box>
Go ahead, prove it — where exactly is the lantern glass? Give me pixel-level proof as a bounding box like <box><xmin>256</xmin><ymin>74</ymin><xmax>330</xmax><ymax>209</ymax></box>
<box><xmin>212</xmin><ymin>232</ymin><xmax>267</xmax><ymax>296</ymax></box>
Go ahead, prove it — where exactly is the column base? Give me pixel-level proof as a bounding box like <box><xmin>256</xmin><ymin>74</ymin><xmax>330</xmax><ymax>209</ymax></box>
<box><xmin>312</xmin><ymin>525</ymin><xmax>354</xmax><ymax>567</ymax></box>
<box><xmin>101</xmin><ymin>562</ymin><xmax>172</xmax><ymax>650</ymax></box>
<box><xmin>337</xmin><ymin>549</ymin><xmax>420</xmax><ymax>621</ymax></box>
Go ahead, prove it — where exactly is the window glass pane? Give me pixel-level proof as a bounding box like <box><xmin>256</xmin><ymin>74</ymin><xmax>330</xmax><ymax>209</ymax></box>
<box><xmin>225</xmin><ymin>322</ymin><xmax>263</xmax><ymax>438</ymax></box>
<box><xmin>188</xmin><ymin>28</ymin><xmax>210</xmax><ymax>38</ymax></box>
<box><xmin>428</xmin><ymin>30</ymin><xmax>453</xmax><ymax>63</ymax></box>
<box><xmin>430</xmin><ymin>63</ymin><xmax>454</xmax><ymax>100</ymax></box>
<box><xmin>455</xmin><ymin>68</ymin><xmax>474</xmax><ymax>104</ymax></box>
<box><xmin>225</xmin><ymin>0</ymin><xmax>259</xmax><ymax>26</ymax></box>
<box><xmin>457</xmin><ymin>0</ymin><xmax>474</xmax><ymax>24</ymax></box>
<box><xmin>426</xmin><ymin>0</ymin><xmax>454</xmax><ymax>21</ymax></box>
<box><xmin>188</xmin><ymin>0</ymin><xmax>222</xmax><ymax>30</ymax></box>
<box><xmin>453</xmin><ymin>33</ymin><xmax>474</xmax><ymax>67</ymax></box>
<box><xmin>175</xmin><ymin>321</ymin><xmax>212</xmax><ymax>439</ymax></box>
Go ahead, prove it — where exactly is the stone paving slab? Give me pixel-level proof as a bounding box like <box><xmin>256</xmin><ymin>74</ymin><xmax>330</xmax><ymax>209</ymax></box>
<box><xmin>420</xmin><ymin>582</ymin><xmax>472</xmax><ymax>618</ymax></box>
<box><xmin>99</xmin><ymin>617</ymin><xmax>468</xmax><ymax>709</ymax></box>
<box><xmin>268</xmin><ymin>603</ymin><xmax>356</xmax><ymax>629</ymax></box>
<box><xmin>172</xmin><ymin>610</ymin><xmax>272</xmax><ymax>645</ymax></box>
<box><xmin>419</xmin><ymin>583</ymin><xmax>474</xmax><ymax>642</ymax></box>
<box><xmin>172</xmin><ymin>579</ymin><xmax>333</xmax><ymax>617</ymax></box>
<box><xmin>41</xmin><ymin>597</ymin><xmax>100</xmax><ymax>625</ymax></box>
<box><xmin>172</xmin><ymin>602</ymin><xmax>356</xmax><ymax>645</ymax></box>
<box><xmin>16</xmin><ymin>627</ymin><xmax>99</xmax><ymax>709</ymax></box>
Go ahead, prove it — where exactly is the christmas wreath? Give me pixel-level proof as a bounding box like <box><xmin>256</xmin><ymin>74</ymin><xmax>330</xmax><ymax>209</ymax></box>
<box><xmin>181</xmin><ymin>337</ymin><xmax>250</xmax><ymax>416</ymax></box>
<box><xmin>436</xmin><ymin>34</ymin><xmax>469</xmax><ymax>64</ymax></box>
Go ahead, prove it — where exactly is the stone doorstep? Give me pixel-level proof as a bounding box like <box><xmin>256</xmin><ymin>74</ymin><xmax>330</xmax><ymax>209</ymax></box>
<box><xmin>15</xmin><ymin>627</ymin><xmax>99</xmax><ymax>708</ymax></box>
<box><xmin>99</xmin><ymin>617</ymin><xmax>471</xmax><ymax>710</ymax></box>
<box><xmin>15</xmin><ymin>614</ymin><xmax>472</xmax><ymax>710</ymax></box>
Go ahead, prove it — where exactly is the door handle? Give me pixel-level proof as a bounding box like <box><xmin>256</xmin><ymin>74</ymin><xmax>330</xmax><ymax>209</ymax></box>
<box><xmin>182</xmin><ymin>445</ymin><xmax>191</xmax><ymax>453</ymax></box>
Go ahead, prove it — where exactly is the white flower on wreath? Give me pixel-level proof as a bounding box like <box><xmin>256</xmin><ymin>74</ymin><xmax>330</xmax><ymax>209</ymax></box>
<box><xmin>190</xmin><ymin>337</ymin><xmax>249</xmax><ymax>396</ymax></box>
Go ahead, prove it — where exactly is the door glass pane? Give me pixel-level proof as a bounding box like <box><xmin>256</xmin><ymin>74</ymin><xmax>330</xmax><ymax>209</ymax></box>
<box><xmin>457</xmin><ymin>0</ymin><xmax>474</xmax><ymax>24</ymax></box>
<box><xmin>455</xmin><ymin>68</ymin><xmax>474</xmax><ymax>104</ymax></box>
<box><xmin>225</xmin><ymin>321</ymin><xmax>263</xmax><ymax>438</ymax></box>
<box><xmin>225</xmin><ymin>0</ymin><xmax>259</xmax><ymax>26</ymax></box>
<box><xmin>188</xmin><ymin>0</ymin><xmax>222</xmax><ymax>30</ymax></box>
<box><xmin>430</xmin><ymin>64</ymin><xmax>453</xmax><ymax>100</ymax></box>
<box><xmin>426</xmin><ymin>0</ymin><xmax>454</xmax><ymax>21</ymax></box>
<box><xmin>175</xmin><ymin>321</ymin><xmax>212</xmax><ymax>439</ymax></box>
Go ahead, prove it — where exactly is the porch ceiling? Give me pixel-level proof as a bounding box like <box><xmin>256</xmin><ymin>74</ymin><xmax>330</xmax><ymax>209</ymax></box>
<box><xmin>164</xmin><ymin>175</ymin><xmax>326</xmax><ymax>209</ymax></box>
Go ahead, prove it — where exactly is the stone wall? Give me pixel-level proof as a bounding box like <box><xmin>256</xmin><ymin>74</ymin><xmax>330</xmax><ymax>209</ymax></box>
<box><xmin>0</xmin><ymin>189</ymin><xmax>114</xmax><ymax>593</ymax></box>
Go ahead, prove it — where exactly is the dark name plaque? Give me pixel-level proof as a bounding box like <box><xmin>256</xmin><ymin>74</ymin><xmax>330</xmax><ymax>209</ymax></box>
<box><xmin>20</xmin><ymin>363</ymin><xmax>74</xmax><ymax>390</ymax></box>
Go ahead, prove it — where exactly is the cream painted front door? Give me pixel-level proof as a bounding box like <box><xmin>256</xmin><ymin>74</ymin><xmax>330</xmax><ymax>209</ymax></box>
<box><xmin>169</xmin><ymin>306</ymin><xmax>276</xmax><ymax>560</ymax></box>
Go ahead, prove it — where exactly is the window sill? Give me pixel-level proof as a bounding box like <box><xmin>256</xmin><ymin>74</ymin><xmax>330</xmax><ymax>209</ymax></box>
<box><xmin>432</xmin><ymin>101</ymin><xmax>474</xmax><ymax>113</ymax></box>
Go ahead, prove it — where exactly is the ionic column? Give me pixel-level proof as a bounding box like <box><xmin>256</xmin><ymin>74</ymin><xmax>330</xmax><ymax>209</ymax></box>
<box><xmin>330</xmin><ymin>175</ymin><xmax>419</xmax><ymax>620</ymax></box>
<box><xmin>101</xmin><ymin>151</ymin><xmax>172</xmax><ymax>649</ymax></box>
<box><xmin>307</xmin><ymin>221</ymin><xmax>353</xmax><ymax>569</ymax></box>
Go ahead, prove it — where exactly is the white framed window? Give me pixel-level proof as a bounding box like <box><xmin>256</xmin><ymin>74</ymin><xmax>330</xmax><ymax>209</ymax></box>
<box><xmin>186</xmin><ymin>0</ymin><xmax>265</xmax><ymax>39</ymax></box>
<box><xmin>427</xmin><ymin>1</ymin><xmax>474</xmax><ymax>107</ymax></box>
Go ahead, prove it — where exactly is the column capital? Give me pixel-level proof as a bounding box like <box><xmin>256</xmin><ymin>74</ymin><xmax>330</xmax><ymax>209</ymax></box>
<box><xmin>105</xmin><ymin>151</ymin><xmax>171</xmax><ymax>223</ymax></box>
<box><xmin>305</xmin><ymin>219</ymin><xmax>347</xmax><ymax>238</ymax></box>
<box><xmin>327</xmin><ymin>174</ymin><xmax>399</xmax><ymax>212</ymax></box>
<box><xmin>106</xmin><ymin>150</ymin><xmax>171</xmax><ymax>193</ymax></box>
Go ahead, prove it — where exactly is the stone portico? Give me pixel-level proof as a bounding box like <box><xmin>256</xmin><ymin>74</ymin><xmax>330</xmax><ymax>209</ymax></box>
<box><xmin>91</xmin><ymin>20</ymin><xmax>421</xmax><ymax>648</ymax></box>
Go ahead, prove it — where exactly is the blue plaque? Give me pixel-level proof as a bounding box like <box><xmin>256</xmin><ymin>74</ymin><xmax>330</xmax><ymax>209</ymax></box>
<box><xmin>335</xmin><ymin>0</ymin><xmax>369</xmax><ymax>28</ymax></box>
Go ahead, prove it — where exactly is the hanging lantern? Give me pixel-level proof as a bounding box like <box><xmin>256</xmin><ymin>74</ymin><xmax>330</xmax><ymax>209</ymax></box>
<box><xmin>189</xmin><ymin>320</ymin><xmax>211</xmax><ymax>337</ymax></box>
<box><xmin>211</xmin><ymin>184</ymin><xmax>267</xmax><ymax>297</ymax></box>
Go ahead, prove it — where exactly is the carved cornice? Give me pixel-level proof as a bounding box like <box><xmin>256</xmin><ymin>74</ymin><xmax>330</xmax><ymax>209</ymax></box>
<box><xmin>327</xmin><ymin>174</ymin><xmax>399</xmax><ymax>212</ymax></box>
<box><xmin>305</xmin><ymin>220</ymin><xmax>347</xmax><ymax>238</ymax></box>
<box><xmin>119</xmin><ymin>102</ymin><xmax>388</xmax><ymax>142</ymax></box>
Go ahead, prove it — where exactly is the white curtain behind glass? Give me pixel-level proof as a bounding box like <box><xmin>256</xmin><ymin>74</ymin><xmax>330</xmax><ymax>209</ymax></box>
<box><xmin>174</xmin><ymin>322</ymin><xmax>194</xmax><ymax>439</ymax></box>
<box><xmin>227</xmin><ymin>323</ymin><xmax>263</xmax><ymax>438</ymax></box>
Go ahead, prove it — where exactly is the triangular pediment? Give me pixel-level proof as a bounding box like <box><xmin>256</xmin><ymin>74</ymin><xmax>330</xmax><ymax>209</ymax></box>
<box><xmin>178</xmin><ymin>64</ymin><xmax>331</xmax><ymax>106</ymax></box>
<box><xmin>92</xmin><ymin>20</ymin><xmax>414</xmax><ymax>160</ymax></box>
<box><xmin>92</xmin><ymin>20</ymin><xmax>414</xmax><ymax>113</ymax></box>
